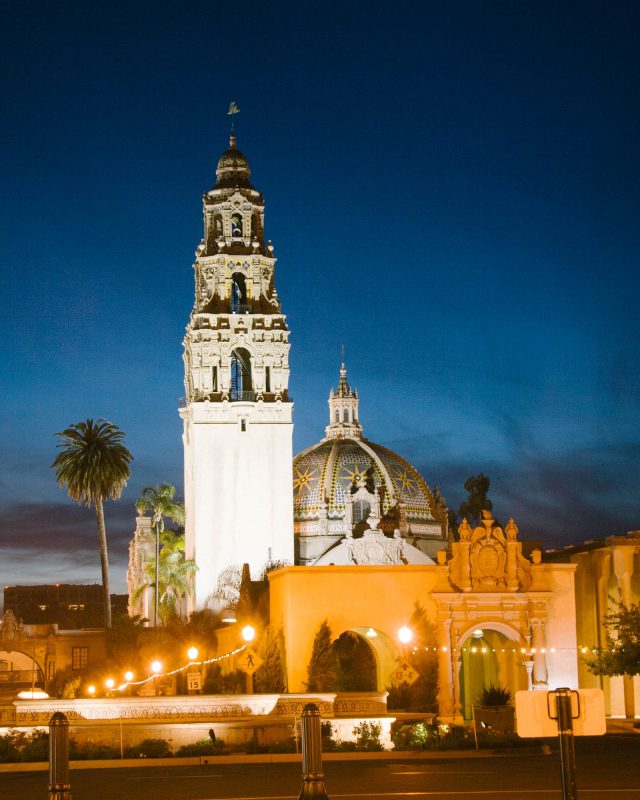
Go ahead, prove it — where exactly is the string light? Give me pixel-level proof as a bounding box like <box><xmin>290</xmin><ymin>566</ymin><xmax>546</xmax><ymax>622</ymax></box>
<box><xmin>114</xmin><ymin>645</ymin><xmax>247</xmax><ymax>692</ymax></box>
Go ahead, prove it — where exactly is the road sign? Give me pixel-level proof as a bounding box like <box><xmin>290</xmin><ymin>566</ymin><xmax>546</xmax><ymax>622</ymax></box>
<box><xmin>390</xmin><ymin>662</ymin><xmax>420</xmax><ymax>685</ymax></box>
<box><xmin>236</xmin><ymin>647</ymin><xmax>263</xmax><ymax>675</ymax></box>
<box><xmin>187</xmin><ymin>671</ymin><xmax>202</xmax><ymax>691</ymax></box>
<box><xmin>515</xmin><ymin>688</ymin><xmax>606</xmax><ymax>738</ymax></box>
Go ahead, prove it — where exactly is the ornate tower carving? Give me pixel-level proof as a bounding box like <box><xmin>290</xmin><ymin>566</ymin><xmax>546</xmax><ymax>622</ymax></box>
<box><xmin>180</xmin><ymin>131</ymin><xmax>294</xmax><ymax>610</ymax></box>
<box><xmin>325</xmin><ymin>361</ymin><xmax>363</xmax><ymax>439</ymax></box>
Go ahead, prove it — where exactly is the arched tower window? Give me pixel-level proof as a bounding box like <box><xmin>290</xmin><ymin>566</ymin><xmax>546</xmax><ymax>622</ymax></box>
<box><xmin>214</xmin><ymin>215</ymin><xmax>223</xmax><ymax>235</ymax></box>
<box><xmin>230</xmin><ymin>273</ymin><xmax>247</xmax><ymax>313</ymax></box>
<box><xmin>335</xmin><ymin>409</ymin><xmax>340</xmax><ymax>423</ymax></box>
<box><xmin>231</xmin><ymin>213</ymin><xmax>243</xmax><ymax>237</ymax></box>
<box><xmin>343</xmin><ymin>408</ymin><xmax>349</xmax><ymax>423</ymax></box>
<box><xmin>230</xmin><ymin>347</ymin><xmax>253</xmax><ymax>400</ymax></box>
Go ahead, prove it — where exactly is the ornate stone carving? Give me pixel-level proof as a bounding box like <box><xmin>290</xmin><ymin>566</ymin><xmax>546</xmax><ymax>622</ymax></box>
<box><xmin>345</xmin><ymin>511</ymin><xmax>404</xmax><ymax>565</ymax></box>
<box><xmin>448</xmin><ymin>511</ymin><xmax>532</xmax><ymax>592</ymax></box>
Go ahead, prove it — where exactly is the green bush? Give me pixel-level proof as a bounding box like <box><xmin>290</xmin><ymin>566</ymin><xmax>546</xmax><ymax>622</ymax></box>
<box><xmin>352</xmin><ymin>721</ymin><xmax>383</xmax><ymax>751</ymax></box>
<box><xmin>124</xmin><ymin>738</ymin><xmax>171</xmax><ymax>758</ymax></box>
<box><xmin>176</xmin><ymin>738</ymin><xmax>225</xmax><ymax>756</ymax></box>
<box><xmin>69</xmin><ymin>740</ymin><xmax>120</xmax><ymax>760</ymax></box>
<box><xmin>391</xmin><ymin>721</ymin><xmax>439</xmax><ymax>750</ymax></box>
<box><xmin>477</xmin><ymin>684</ymin><xmax>512</xmax><ymax>707</ymax></box>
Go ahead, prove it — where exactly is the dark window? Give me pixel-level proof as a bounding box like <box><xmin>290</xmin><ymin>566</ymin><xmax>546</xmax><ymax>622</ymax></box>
<box><xmin>240</xmin><ymin>419</ymin><xmax>247</xmax><ymax>432</ymax></box>
<box><xmin>72</xmin><ymin>647</ymin><xmax>88</xmax><ymax>670</ymax></box>
<box><xmin>265</xmin><ymin>366</ymin><xmax>271</xmax><ymax>393</ymax></box>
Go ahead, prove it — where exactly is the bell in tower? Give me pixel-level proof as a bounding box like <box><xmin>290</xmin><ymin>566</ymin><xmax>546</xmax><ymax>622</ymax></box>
<box><xmin>180</xmin><ymin>128</ymin><xmax>294</xmax><ymax>610</ymax></box>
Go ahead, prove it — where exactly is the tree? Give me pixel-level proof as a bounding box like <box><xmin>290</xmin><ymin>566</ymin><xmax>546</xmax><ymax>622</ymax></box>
<box><xmin>131</xmin><ymin>529</ymin><xmax>196</xmax><ymax>625</ymax></box>
<box><xmin>458</xmin><ymin>473</ymin><xmax>493</xmax><ymax>528</ymax></box>
<box><xmin>52</xmin><ymin>418</ymin><xmax>133</xmax><ymax>628</ymax></box>
<box><xmin>586</xmin><ymin>601</ymin><xmax>640</xmax><ymax>678</ymax></box>
<box><xmin>306</xmin><ymin>619</ymin><xmax>337</xmax><ymax>691</ymax></box>
<box><xmin>135</xmin><ymin>483</ymin><xmax>186</xmax><ymax>626</ymax></box>
<box><xmin>254</xmin><ymin>624</ymin><xmax>286</xmax><ymax>693</ymax></box>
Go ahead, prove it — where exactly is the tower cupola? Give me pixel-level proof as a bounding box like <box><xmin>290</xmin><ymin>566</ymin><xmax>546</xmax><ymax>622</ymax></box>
<box><xmin>325</xmin><ymin>359</ymin><xmax>363</xmax><ymax>439</ymax></box>
<box><xmin>214</xmin><ymin>131</ymin><xmax>253</xmax><ymax>189</ymax></box>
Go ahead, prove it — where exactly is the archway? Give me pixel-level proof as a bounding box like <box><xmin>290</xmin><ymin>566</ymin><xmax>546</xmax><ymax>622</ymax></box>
<box><xmin>457</xmin><ymin>625</ymin><xmax>527</xmax><ymax>720</ymax></box>
<box><xmin>332</xmin><ymin>631</ymin><xmax>376</xmax><ymax>691</ymax></box>
<box><xmin>0</xmin><ymin>649</ymin><xmax>44</xmax><ymax>696</ymax></box>
<box><xmin>230</xmin><ymin>347</ymin><xmax>253</xmax><ymax>400</ymax></box>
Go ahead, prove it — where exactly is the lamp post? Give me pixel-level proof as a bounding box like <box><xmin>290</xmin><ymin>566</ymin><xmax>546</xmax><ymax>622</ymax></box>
<box><xmin>241</xmin><ymin>625</ymin><xmax>256</xmax><ymax>694</ymax></box>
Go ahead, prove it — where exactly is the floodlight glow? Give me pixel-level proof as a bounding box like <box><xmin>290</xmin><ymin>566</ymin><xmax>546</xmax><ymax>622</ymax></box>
<box><xmin>105</xmin><ymin>678</ymin><xmax>115</xmax><ymax>689</ymax></box>
<box><xmin>365</xmin><ymin>627</ymin><xmax>378</xmax><ymax>638</ymax></box>
<box><xmin>17</xmin><ymin>689</ymin><xmax>49</xmax><ymax>700</ymax></box>
<box><xmin>472</xmin><ymin>629</ymin><xmax>484</xmax><ymax>638</ymax></box>
<box><xmin>397</xmin><ymin>626</ymin><xmax>412</xmax><ymax>644</ymax></box>
<box><xmin>87</xmin><ymin>684</ymin><xmax>96</xmax><ymax>696</ymax></box>
<box><xmin>241</xmin><ymin>625</ymin><xmax>256</xmax><ymax>643</ymax></box>
<box><xmin>187</xmin><ymin>646</ymin><xmax>199</xmax><ymax>661</ymax></box>
<box><xmin>150</xmin><ymin>660</ymin><xmax>162</xmax><ymax>674</ymax></box>
<box><xmin>124</xmin><ymin>671</ymin><xmax>134</xmax><ymax>682</ymax></box>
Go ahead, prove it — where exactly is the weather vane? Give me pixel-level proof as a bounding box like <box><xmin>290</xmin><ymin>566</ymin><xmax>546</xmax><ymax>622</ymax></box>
<box><xmin>228</xmin><ymin>101</ymin><xmax>240</xmax><ymax>130</ymax></box>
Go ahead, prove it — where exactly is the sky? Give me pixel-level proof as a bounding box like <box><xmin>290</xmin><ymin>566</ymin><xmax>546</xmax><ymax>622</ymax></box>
<box><xmin>1</xmin><ymin>1</ymin><xmax>639</xmax><ymax>595</ymax></box>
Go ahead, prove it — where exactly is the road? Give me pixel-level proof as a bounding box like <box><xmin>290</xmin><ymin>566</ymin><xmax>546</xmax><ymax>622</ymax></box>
<box><xmin>1</xmin><ymin>737</ymin><xmax>639</xmax><ymax>799</ymax></box>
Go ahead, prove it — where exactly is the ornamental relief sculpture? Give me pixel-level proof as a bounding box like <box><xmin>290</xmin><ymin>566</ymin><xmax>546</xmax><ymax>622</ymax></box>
<box><xmin>448</xmin><ymin>510</ymin><xmax>532</xmax><ymax>592</ymax></box>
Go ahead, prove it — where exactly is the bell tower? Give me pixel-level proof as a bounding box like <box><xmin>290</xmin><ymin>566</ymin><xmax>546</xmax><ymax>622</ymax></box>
<box><xmin>180</xmin><ymin>131</ymin><xmax>294</xmax><ymax>609</ymax></box>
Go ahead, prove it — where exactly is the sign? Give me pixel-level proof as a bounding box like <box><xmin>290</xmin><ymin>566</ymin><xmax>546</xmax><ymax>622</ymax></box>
<box><xmin>236</xmin><ymin>648</ymin><xmax>263</xmax><ymax>675</ymax></box>
<box><xmin>515</xmin><ymin>689</ymin><xmax>606</xmax><ymax>738</ymax></box>
<box><xmin>187</xmin><ymin>671</ymin><xmax>202</xmax><ymax>691</ymax></box>
<box><xmin>390</xmin><ymin>662</ymin><xmax>420</xmax><ymax>686</ymax></box>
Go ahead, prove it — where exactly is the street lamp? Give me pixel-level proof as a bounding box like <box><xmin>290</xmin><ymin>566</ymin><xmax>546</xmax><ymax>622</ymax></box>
<box><xmin>398</xmin><ymin>626</ymin><xmax>413</xmax><ymax>645</ymax></box>
<box><xmin>241</xmin><ymin>625</ymin><xmax>256</xmax><ymax>694</ymax></box>
<box><xmin>187</xmin><ymin>646</ymin><xmax>199</xmax><ymax>662</ymax></box>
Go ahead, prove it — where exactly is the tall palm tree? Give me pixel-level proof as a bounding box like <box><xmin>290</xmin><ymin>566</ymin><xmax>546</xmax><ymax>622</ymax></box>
<box><xmin>131</xmin><ymin>530</ymin><xmax>196</xmax><ymax>624</ymax></box>
<box><xmin>135</xmin><ymin>483</ymin><xmax>185</xmax><ymax>626</ymax></box>
<box><xmin>52</xmin><ymin>418</ymin><xmax>133</xmax><ymax>628</ymax></box>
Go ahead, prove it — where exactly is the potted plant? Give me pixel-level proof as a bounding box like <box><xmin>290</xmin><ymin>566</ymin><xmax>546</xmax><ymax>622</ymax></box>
<box><xmin>474</xmin><ymin>684</ymin><xmax>515</xmax><ymax>733</ymax></box>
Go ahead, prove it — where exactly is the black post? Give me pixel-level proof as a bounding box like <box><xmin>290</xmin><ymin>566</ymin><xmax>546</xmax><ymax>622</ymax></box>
<box><xmin>49</xmin><ymin>712</ymin><xmax>71</xmax><ymax>800</ymax></box>
<box><xmin>298</xmin><ymin>703</ymin><xmax>329</xmax><ymax>800</ymax></box>
<box><xmin>555</xmin><ymin>688</ymin><xmax>578</xmax><ymax>800</ymax></box>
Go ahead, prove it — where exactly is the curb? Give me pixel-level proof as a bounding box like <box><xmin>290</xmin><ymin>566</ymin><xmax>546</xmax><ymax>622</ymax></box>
<box><xmin>0</xmin><ymin>746</ymin><xmax>548</xmax><ymax>773</ymax></box>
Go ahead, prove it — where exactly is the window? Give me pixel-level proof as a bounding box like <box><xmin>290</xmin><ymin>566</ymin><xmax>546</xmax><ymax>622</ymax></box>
<box><xmin>72</xmin><ymin>647</ymin><xmax>88</xmax><ymax>670</ymax></box>
<box><xmin>343</xmin><ymin>408</ymin><xmax>349</xmax><ymax>423</ymax></box>
<box><xmin>335</xmin><ymin>409</ymin><xmax>339</xmax><ymax>423</ymax></box>
<box><xmin>231</xmin><ymin>213</ymin><xmax>243</xmax><ymax>237</ymax></box>
<box><xmin>240</xmin><ymin>418</ymin><xmax>247</xmax><ymax>432</ymax></box>
<box><xmin>212</xmin><ymin>366</ymin><xmax>218</xmax><ymax>391</ymax></box>
<box><xmin>68</xmin><ymin>603</ymin><xmax>85</xmax><ymax>611</ymax></box>
<box><xmin>265</xmin><ymin>366</ymin><xmax>271</xmax><ymax>393</ymax></box>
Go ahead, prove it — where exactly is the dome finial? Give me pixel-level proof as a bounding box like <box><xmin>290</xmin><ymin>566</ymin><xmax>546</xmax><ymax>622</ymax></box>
<box><xmin>227</xmin><ymin>101</ymin><xmax>240</xmax><ymax>147</ymax></box>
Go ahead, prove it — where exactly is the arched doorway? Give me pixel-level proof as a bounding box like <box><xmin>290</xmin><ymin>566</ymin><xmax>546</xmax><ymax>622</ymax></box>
<box><xmin>458</xmin><ymin>625</ymin><xmax>527</xmax><ymax>720</ymax></box>
<box><xmin>332</xmin><ymin>631</ymin><xmax>376</xmax><ymax>691</ymax></box>
<box><xmin>230</xmin><ymin>347</ymin><xmax>253</xmax><ymax>400</ymax></box>
<box><xmin>0</xmin><ymin>649</ymin><xmax>44</xmax><ymax>697</ymax></box>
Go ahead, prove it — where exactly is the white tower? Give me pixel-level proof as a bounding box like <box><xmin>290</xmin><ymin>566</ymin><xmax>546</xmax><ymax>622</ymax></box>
<box><xmin>180</xmin><ymin>131</ymin><xmax>294</xmax><ymax>610</ymax></box>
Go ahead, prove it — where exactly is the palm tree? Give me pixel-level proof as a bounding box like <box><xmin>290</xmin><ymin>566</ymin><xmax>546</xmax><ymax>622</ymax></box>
<box><xmin>52</xmin><ymin>418</ymin><xmax>133</xmax><ymax>628</ymax></box>
<box><xmin>131</xmin><ymin>529</ymin><xmax>196</xmax><ymax>624</ymax></box>
<box><xmin>135</xmin><ymin>484</ymin><xmax>186</xmax><ymax>626</ymax></box>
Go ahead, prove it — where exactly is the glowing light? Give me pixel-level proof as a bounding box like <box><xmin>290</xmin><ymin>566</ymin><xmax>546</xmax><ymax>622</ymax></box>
<box><xmin>472</xmin><ymin>629</ymin><xmax>484</xmax><ymax>639</ymax></box>
<box><xmin>17</xmin><ymin>689</ymin><xmax>49</xmax><ymax>699</ymax></box>
<box><xmin>241</xmin><ymin>625</ymin><xmax>256</xmax><ymax>643</ymax></box>
<box><xmin>187</xmin><ymin>646</ymin><xmax>199</xmax><ymax>661</ymax></box>
<box><xmin>471</xmin><ymin>646</ymin><xmax>477</xmax><ymax>653</ymax></box>
<box><xmin>397</xmin><ymin>626</ymin><xmax>412</xmax><ymax>644</ymax></box>
<box><xmin>581</xmin><ymin>646</ymin><xmax>588</xmax><ymax>654</ymax></box>
<box><xmin>87</xmin><ymin>684</ymin><xmax>96</xmax><ymax>696</ymax></box>
<box><xmin>222</xmin><ymin>608</ymin><xmax>237</xmax><ymax>623</ymax></box>
<box><xmin>441</xmin><ymin>645</ymin><xmax>448</xmax><ymax>652</ymax></box>
<box><xmin>150</xmin><ymin>660</ymin><xmax>162</xmax><ymax>674</ymax></box>
<box><xmin>124</xmin><ymin>671</ymin><xmax>134</xmax><ymax>682</ymax></box>
<box><xmin>105</xmin><ymin>678</ymin><xmax>115</xmax><ymax>690</ymax></box>
<box><xmin>365</xmin><ymin>627</ymin><xmax>378</xmax><ymax>638</ymax></box>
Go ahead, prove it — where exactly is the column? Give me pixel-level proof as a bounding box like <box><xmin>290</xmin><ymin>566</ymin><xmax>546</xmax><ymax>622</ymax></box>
<box><xmin>436</xmin><ymin>618</ymin><xmax>454</xmax><ymax>720</ymax></box>
<box><xmin>531</xmin><ymin>619</ymin><xmax>548</xmax><ymax>687</ymax></box>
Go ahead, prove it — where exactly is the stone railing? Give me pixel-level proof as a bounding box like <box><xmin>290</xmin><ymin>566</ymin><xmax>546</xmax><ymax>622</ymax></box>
<box><xmin>7</xmin><ymin>692</ymin><xmax>389</xmax><ymax>727</ymax></box>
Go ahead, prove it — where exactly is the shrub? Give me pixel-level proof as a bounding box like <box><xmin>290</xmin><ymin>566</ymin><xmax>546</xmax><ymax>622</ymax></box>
<box><xmin>477</xmin><ymin>684</ymin><xmax>513</xmax><ymax>707</ymax></box>
<box><xmin>353</xmin><ymin>721</ymin><xmax>383</xmax><ymax>751</ymax></box>
<box><xmin>124</xmin><ymin>738</ymin><xmax>171</xmax><ymax>758</ymax></box>
<box><xmin>69</xmin><ymin>740</ymin><xmax>120</xmax><ymax>760</ymax></box>
<box><xmin>176</xmin><ymin>738</ymin><xmax>225</xmax><ymax>756</ymax></box>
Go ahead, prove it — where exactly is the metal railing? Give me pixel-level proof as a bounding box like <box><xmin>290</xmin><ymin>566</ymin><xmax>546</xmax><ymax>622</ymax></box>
<box><xmin>230</xmin><ymin>304</ymin><xmax>251</xmax><ymax>314</ymax></box>
<box><xmin>230</xmin><ymin>390</ymin><xmax>255</xmax><ymax>402</ymax></box>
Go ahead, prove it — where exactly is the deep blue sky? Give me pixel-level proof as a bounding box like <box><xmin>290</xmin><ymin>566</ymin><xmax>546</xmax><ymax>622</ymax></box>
<box><xmin>1</xmin><ymin>2</ymin><xmax>639</xmax><ymax>594</ymax></box>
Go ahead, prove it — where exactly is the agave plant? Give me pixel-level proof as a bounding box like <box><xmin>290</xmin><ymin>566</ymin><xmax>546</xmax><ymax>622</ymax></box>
<box><xmin>477</xmin><ymin>684</ymin><xmax>513</xmax><ymax>707</ymax></box>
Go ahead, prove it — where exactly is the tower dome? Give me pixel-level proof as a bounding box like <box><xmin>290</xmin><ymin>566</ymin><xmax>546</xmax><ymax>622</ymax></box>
<box><xmin>215</xmin><ymin>131</ymin><xmax>253</xmax><ymax>189</ymax></box>
<box><xmin>293</xmin><ymin>363</ymin><xmax>448</xmax><ymax>565</ymax></box>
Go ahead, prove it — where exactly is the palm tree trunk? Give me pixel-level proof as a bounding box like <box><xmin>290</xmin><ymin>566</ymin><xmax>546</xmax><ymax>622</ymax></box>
<box><xmin>95</xmin><ymin>498</ymin><xmax>112</xmax><ymax>628</ymax></box>
<box><xmin>155</xmin><ymin>523</ymin><xmax>160</xmax><ymax>627</ymax></box>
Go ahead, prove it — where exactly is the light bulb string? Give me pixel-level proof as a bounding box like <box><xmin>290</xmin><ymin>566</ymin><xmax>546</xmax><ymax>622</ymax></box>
<box><xmin>115</xmin><ymin>644</ymin><xmax>247</xmax><ymax>691</ymax></box>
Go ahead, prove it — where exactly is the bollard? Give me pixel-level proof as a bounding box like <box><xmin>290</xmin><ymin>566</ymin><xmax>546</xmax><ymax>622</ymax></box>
<box><xmin>49</xmin><ymin>712</ymin><xmax>71</xmax><ymax>800</ymax></box>
<box><xmin>555</xmin><ymin>689</ymin><xmax>578</xmax><ymax>800</ymax></box>
<box><xmin>298</xmin><ymin>703</ymin><xmax>329</xmax><ymax>800</ymax></box>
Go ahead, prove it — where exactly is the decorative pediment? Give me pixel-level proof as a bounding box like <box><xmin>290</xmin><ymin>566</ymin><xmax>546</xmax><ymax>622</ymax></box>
<box><xmin>346</xmin><ymin>528</ymin><xmax>404</xmax><ymax>565</ymax></box>
<box><xmin>0</xmin><ymin>609</ymin><xmax>23</xmax><ymax>642</ymax></box>
<box><xmin>448</xmin><ymin>511</ymin><xmax>532</xmax><ymax>592</ymax></box>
